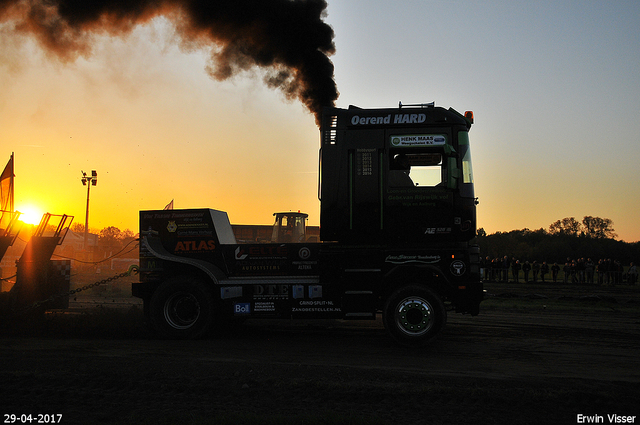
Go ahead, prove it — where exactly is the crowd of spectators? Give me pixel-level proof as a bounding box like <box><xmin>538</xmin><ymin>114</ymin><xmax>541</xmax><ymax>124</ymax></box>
<box><xmin>481</xmin><ymin>256</ymin><xmax>638</xmax><ymax>285</ymax></box>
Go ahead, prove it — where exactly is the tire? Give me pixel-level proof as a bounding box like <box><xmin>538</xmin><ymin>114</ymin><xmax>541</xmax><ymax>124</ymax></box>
<box><xmin>149</xmin><ymin>276</ymin><xmax>214</xmax><ymax>339</ymax></box>
<box><xmin>383</xmin><ymin>284</ymin><xmax>446</xmax><ymax>347</ymax></box>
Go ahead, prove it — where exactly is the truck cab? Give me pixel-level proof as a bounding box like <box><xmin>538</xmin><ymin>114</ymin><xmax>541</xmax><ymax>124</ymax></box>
<box><xmin>134</xmin><ymin>103</ymin><xmax>482</xmax><ymax>347</ymax></box>
<box><xmin>320</xmin><ymin>104</ymin><xmax>477</xmax><ymax>245</ymax></box>
<box><xmin>271</xmin><ymin>212</ymin><xmax>308</xmax><ymax>243</ymax></box>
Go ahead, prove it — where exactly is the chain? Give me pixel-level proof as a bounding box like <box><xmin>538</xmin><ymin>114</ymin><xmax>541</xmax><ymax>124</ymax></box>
<box><xmin>10</xmin><ymin>265</ymin><xmax>139</xmax><ymax>316</ymax></box>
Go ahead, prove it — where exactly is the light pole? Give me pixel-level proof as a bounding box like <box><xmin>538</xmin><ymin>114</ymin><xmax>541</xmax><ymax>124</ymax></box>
<box><xmin>81</xmin><ymin>170</ymin><xmax>97</xmax><ymax>250</ymax></box>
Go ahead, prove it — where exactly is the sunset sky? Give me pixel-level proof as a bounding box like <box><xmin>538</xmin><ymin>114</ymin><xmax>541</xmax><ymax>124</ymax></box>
<box><xmin>1</xmin><ymin>0</ymin><xmax>639</xmax><ymax>241</ymax></box>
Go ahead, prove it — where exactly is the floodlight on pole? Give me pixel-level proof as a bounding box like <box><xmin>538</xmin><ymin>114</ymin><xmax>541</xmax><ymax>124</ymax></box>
<box><xmin>81</xmin><ymin>170</ymin><xmax>97</xmax><ymax>250</ymax></box>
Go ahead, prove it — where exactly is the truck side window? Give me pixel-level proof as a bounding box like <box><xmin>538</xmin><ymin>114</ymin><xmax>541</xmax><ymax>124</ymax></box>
<box><xmin>389</xmin><ymin>153</ymin><xmax>443</xmax><ymax>187</ymax></box>
<box><xmin>388</xmin><ymin>154</ymin><xmax>415</xmax><ymax>187</ymax></box>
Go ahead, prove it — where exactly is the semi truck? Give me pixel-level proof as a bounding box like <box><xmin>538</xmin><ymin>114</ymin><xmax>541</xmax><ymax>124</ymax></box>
<box><xmin>133</xmin><ymin>103</ymin><xmax>482</xmax><ymax>347</ymax></box>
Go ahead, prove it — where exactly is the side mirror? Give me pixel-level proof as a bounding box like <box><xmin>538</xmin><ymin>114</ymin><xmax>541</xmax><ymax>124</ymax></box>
<box><xmin>448</xmin><ymin>157</ymin><xmax>459</xmax><ymax>189</ymax></box>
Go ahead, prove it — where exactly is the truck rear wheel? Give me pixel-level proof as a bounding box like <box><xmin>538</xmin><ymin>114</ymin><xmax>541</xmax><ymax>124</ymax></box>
<box><xmin>383</xmin><ymin>285</ymin><xmax>446</xmax><ymax>347</ymax></box>
<box><xmin>150</xmin><ymin>277</ymin><xmax>213</xmax><ymax>339</ymax></box>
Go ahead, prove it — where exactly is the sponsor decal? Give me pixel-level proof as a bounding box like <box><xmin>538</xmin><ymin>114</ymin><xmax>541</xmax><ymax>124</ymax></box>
<box><xmin>356</xmin><ymin>149</ymin><xmax>375</xmax><ymax>176</ymax></box>
<box><xmin>450</xmin><ymin>260</ymin><xmax>466</xmax><ymax>276</ymax></box>
<box><xmin>234</xmin><ymin>303</ymin><xmax>251</xmax><ymax>315</ymax></box>
<box><xmin>176</xmin><ymin>230</ymin><xmax>214</xmax><ymax>237</ymax></box>
<box><xmin>424</xmin><ymin>227</ymin><xmax>452</xmax><ymax>235</ymax></box>
<box><xmin>235</xmin><ymin>245</ymin><xmax>288</xmax><ymax>260</ymax></box>
<box><xmin>167</xmin><ymin>221</ymin><xmax>177</xmax><ymax>232</ymax></box>
<box><xmin>174</xmin><ymin>240</ymin><xmax>216</xmax><ymax>252</ymax></box>
<box><xmin>385</xmin><ymin>255</ymin><xmax>440</xmax><ymax>264</ymax></box>
<box><xmin>292</xmin><ymin>300</ymin><xmax>341</xmax><ymax>313</ymax></box>
<box><xmin>351</xmin><ymin>115</ymin><xmax>391</xmax><ymax>125</ymax></box>
<box><xmin>143</xmin><ymin>211</ymin><xmax>206</xmax><ymax>220</ymax></box>
<box><xmin>238</xmin><ymin>264</ymin><xmax>281</xmax><ymax>272</ymax></box>
<box><xmin>253</xmin><ymin>284</ymin><xmax>289</xmax><ymax>300</ymax></box>
<box><xmin>298</xmin><ymin>247</ymin><xmax>311</xmax><ymax>260</ymax></box>
<box><xmin>292</xmin><ymin>285</ymin><xmax>305</xmax><ymax>299</ymax></box>
<box><xmin>391</xmin><ymin>134</ymin><xmax>446</xmax><ymax>147</ymax></box>
<box><xmin>298</xmin><ymin>300</ymin><xmax>333</xmax><ymax>306</ymax></box>
<box><xmin>221</xmin><ymin>287</ymin><xmax>242</xmax><ymax>299</ymax></box>
<box><xmin>386</xmin><ymin>190</ymin><xmax>453</xmax><ymax>208</ymax></box>
<box><xmin>309</xmin><ymin>285</ymin><xmax>322</xmax><ymax>299</ymax></box>
<box><xmin>254</xmin><ymin>302</ymin><xmax>276</xmax><ymax>313</ymax></box>
<box><xmin>350</xmin><ymin>114</ymin><xmax>427</xmax><ymax>126</ymax></box>
<box><xmin>235</xmin><ymin>246</ymin><xmax>248</xmax><ymax>260</ymax></box>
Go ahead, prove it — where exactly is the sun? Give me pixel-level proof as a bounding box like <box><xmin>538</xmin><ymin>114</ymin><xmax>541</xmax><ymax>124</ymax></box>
<box><xmin>17</xmin><ymin>206</ymin><xmax>44</xmax><ymax>226</ymax></box>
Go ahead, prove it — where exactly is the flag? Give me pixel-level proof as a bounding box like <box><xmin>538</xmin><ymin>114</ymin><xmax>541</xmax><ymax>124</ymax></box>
<box><xmin>0</xmin><ymin>153</ymin><xmax>14</xmax><ymax>212</ymax></box>
<box><xmin>163</xmin><ymin>199</ymin><xmax>174</xmax><ymax>210</ymax></box>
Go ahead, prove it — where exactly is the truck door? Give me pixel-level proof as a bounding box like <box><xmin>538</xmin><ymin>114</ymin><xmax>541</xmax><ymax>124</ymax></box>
<box><xmin>383</xmin><ymin>130</ymin><xmax>457</xmax><ymax>243</ymax></box>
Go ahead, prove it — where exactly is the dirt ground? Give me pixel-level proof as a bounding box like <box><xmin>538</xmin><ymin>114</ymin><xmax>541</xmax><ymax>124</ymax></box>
<box><xmin>1</xmin><ymin>278</ymin><xmax>639</xmax><ymax>425</ymax></box>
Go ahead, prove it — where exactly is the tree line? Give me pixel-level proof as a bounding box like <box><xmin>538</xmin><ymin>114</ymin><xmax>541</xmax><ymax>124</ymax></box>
<box><xmin>70</xmin><ymin>223</ymin><xmax>137</xmax><ymax>252</ymax></box>
<box><xmin>69</xmin><ymin>215</ymin><xmax>637</xmax><ymax>263</ymax></box>
<box><xmin>477</xmin><ymin>216</ymin><xmax>639</xmax><ymax>265</ymax></box>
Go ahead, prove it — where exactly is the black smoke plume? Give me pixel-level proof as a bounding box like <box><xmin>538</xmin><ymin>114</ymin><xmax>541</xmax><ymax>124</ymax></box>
<box><xmin>0</xmin><ymin>0</ymin><xmax>338</xmax><ymax>124</ymax></box>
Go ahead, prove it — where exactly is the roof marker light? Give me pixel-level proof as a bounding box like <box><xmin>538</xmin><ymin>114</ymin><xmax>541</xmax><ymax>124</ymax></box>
<box><xmin>464</xmin><ymin>111</ymin><xmax>474</xmax><ymax>124</ymax></box>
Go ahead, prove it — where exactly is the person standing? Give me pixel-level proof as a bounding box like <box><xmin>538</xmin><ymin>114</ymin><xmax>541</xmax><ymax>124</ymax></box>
<box><xmin>577</xmin><ymin>258</ymin><xmax>585</xmax><ymax>284</ymax></box>
<box><xmin>604</xmin><ymin>259</ymin><xmax>612</xmax><ymax>285</ymax></box>
<box><xmin>512</xmin><ymin>260</ymin><xmax>521</xmax><ymax>283</ymax></box>
<box><xmin>614</xmin><ymin>260</ymin><xmax>623</xmax><ymax>284</ymax></box>
<box><xmin>551</xmin><ymin>263</ymin><xmax>560</xmax><ymax>283</ymax></box>
<box><xmin>482</xmin><ymin>257</ymin><xmax>490</xmax><ymax>282</ymax></box>
<box><xmin>532</xmin><ymin>261</ymin><xmax>540</xmax><ymax>283</ymax></box>
<box><xmin>585</xmin><ymin>258</ymin><xmax>595</xmax><ymax>284</ymax></box>
<box><xmin>493</xmin><ymin>257</ymin><xmax>499</xmax><ymax>281</ymax></box>
<box><xmin>563</xmin><ymin>262</ymin><xmax>571</xmax><ymax>284</ymax></box>
<box><xmin>502</xmin><ymin>256</ymin><xmax>511</xmax><ymax>282</ymax></box>
<box><xmin>597</xmin><ymin>259</ymin><xmax>605</xmax><ymax>285</ymax></box>
<box><xmin>541</xmin><ymin>262</ymin><xmax>549</xmax><ymax>283</ymax></box>
<box><xmin>522</xmin><ymin>261</ymin><xmax>531</xmax><ymax>283</ymax></box>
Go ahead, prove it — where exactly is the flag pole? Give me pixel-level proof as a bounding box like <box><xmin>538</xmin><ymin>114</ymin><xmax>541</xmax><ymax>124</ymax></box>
<box><xmin>10</xmin><ymin>152</ymin><xmax>14</xmax><ymax>212</ymax></box>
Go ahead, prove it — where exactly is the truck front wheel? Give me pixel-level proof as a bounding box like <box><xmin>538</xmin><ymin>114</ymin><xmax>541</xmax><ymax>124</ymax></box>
<box><xmin>150</xmin><ymin>277</ymin><xmax>213</xmax><ymax>339</ymax></box>
<box><xmin>383</xmin><ymin>285</ymin><xmax>446</xmax><ymax>347</ymax></box>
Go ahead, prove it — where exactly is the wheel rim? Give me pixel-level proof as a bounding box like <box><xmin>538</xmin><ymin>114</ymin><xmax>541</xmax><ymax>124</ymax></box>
<box><xmin>394</xmin><ymin>297</ymin><xmax>433</xmax><ymax>337</ymax></box>
<box><xmin>164</xmin><ymin>292</ymin><xmax>201</xmax><ymax>330</ymax></box>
